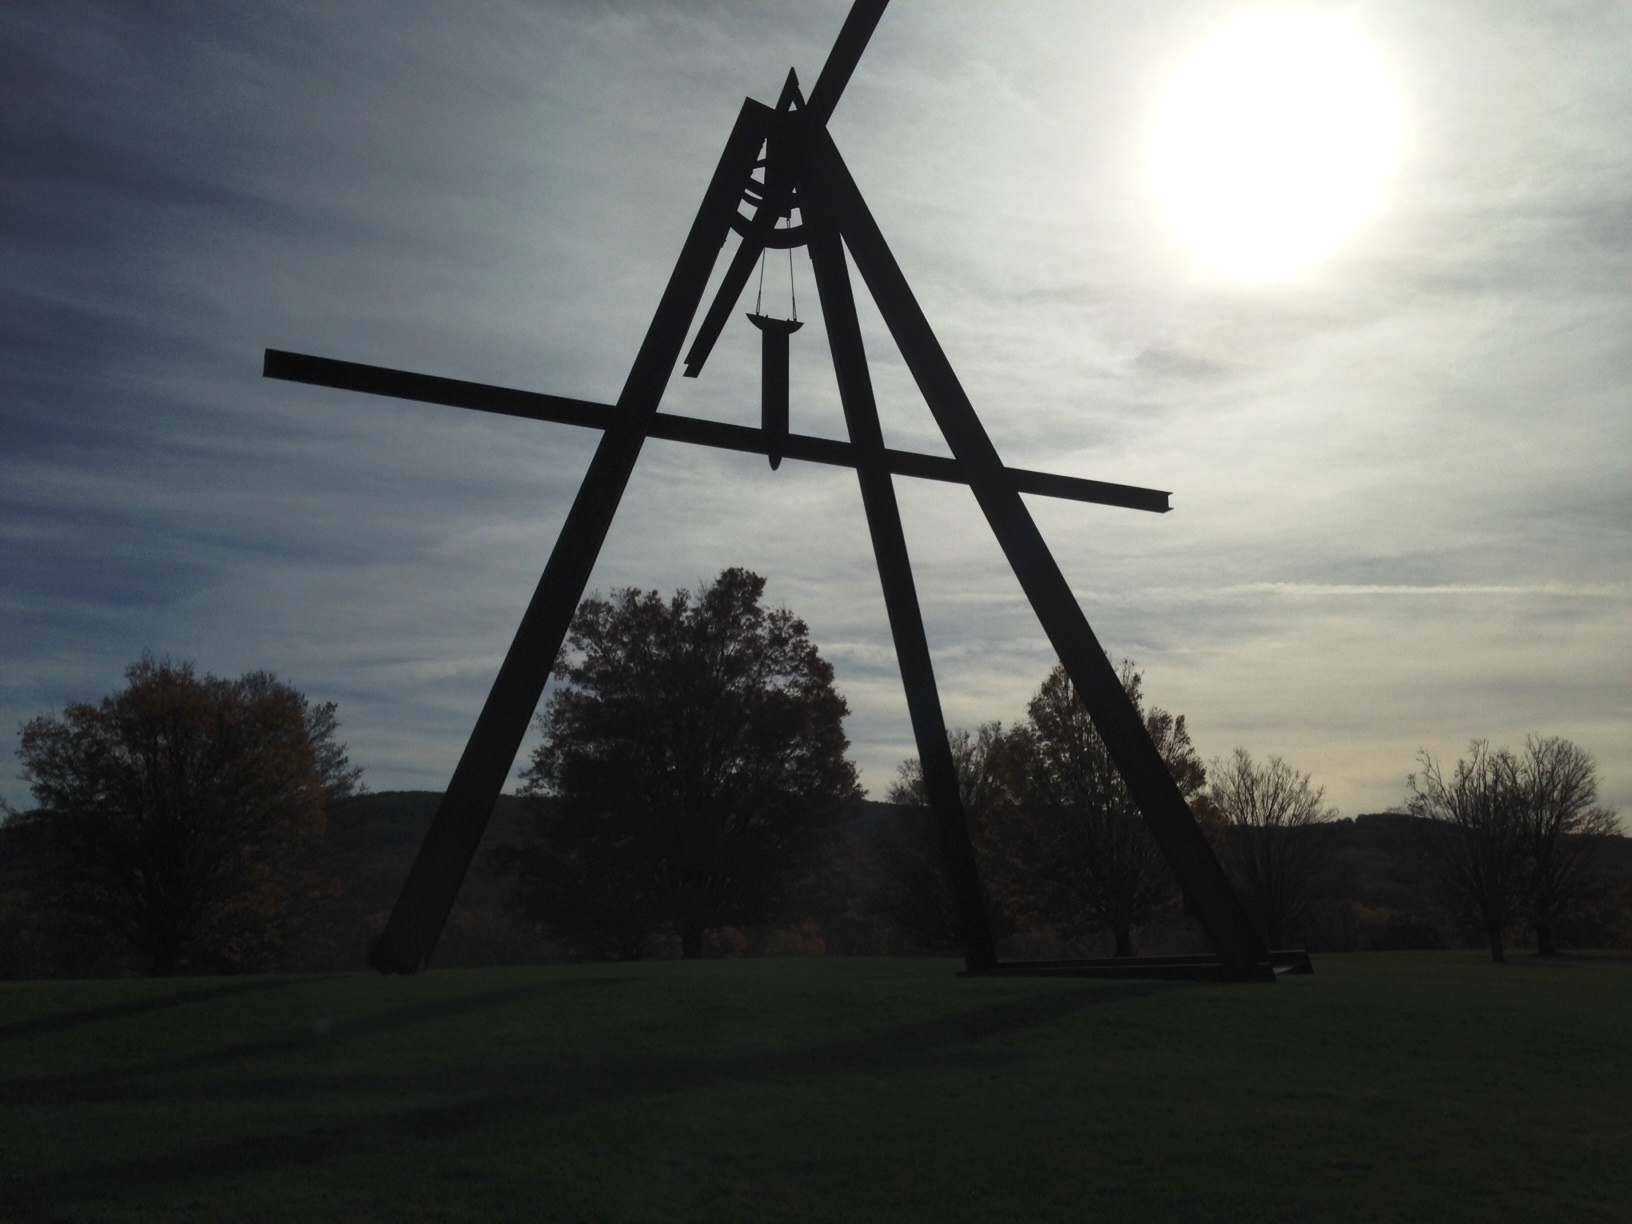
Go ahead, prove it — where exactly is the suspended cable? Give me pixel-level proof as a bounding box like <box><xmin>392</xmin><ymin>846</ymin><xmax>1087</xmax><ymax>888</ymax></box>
<box><xmin>788</xmin><ymin>243</ymin><xmax>798</xmax><ymax>322</ymax></box>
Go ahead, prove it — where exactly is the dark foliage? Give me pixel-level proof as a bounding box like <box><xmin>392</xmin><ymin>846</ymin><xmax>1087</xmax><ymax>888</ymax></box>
<box><xmin>868</xmin><ymin>723</ymin><xmax>1016</xmax><ymax>952</ymax></box>
<box><xmin>988</xmin><ymin>663</ymin><xmax>1206</xmax><ymax>958</ymax></box>
<box><xmin>496</xmin><ymin>569</ymin><xmax>862</xmax><ymax>959</ymax></box>
<box><xmin>6</xmin><ymin>656</ymin><xmax>361</xmax><ymax>975</ymax></box>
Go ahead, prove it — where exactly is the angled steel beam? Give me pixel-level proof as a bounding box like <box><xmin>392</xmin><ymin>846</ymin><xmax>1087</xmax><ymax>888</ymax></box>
<box><xmin>799</xmin><ymin>163</ymin><xmax>996</xmax><ymax>972</ymax></box>
<box><xmin>802</xmin><ymin>127</ymin><xmax>1274</xmax><ymax>981</ymax></box>
<box><xmin>263</xmin><ymin>349</ymin><xmax>1171</xmax><ymax>513</ymax></box>
<box><xmin>366</xmin><ymin>98</ymin><xmax>775</xmax><ymax>973</ymax></box>
<box><xmin>805</xmin><ymin>0</ymin><xmax>890</xmax><ymax>126</ymax></box>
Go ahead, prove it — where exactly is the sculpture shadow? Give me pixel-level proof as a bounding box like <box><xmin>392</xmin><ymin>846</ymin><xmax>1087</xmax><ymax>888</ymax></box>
<box><xmin>6</xmin><ymin>975</ymin><xmax>1175</xmax><ymax>1211</ymax></box>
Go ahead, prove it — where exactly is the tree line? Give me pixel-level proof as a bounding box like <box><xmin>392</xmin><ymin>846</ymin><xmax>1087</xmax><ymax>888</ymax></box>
<box><xmin>3</xmin><ymin>571</ymin><xmax>1624</xmax><ymax>975</ymax></box>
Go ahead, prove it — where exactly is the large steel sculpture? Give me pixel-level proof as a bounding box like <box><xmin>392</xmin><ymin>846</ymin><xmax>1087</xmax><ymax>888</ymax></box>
<box><xmin>266</xmin><ymin>0</ymin><xmax>1299</xmax><ymax>982</ymax></box>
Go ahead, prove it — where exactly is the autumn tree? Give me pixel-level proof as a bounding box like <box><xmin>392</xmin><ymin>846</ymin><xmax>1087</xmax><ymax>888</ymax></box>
<box><xmin>1207</xmin><ymin>748</ymin><xmax>1335</xmax><ymax>947</ymax></box>
<box><xmin>999</xmin><ymin>663</ymin><xmax>1205</xmax><ymax>958</ymax></box>
<box><xmin>500</xmin><ymin>569</ymin><xmax>862</xmax><ymax>960</ymax></box>
<box><xmin>1408</xmin><ymin>741</ymin><xmax>1526</xmax><ymax>962</ymax></box>
<box><xmin>1514</xmin><ymin>736</ymin><xmax>1618</xmax><ymax>955</ymax></box>
<box><xmin>869</xmin><ymin>722</ymin><xmax>1015</xmax><ymax>951</ymax></box>
<box><xmin>10</xmin><ymin>655</ymin><xmax>362</xmax><ymax>974</ymax></box>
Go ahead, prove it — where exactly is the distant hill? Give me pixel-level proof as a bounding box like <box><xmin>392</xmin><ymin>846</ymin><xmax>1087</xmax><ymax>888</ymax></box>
<box><xmin>312</xmin><ymin>789</ymin><xmax>543</xmax><ymax>969</ymax></box>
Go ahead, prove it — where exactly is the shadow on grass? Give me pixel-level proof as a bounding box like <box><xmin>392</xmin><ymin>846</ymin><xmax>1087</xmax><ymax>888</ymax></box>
<box><xmin>6</xmin><ymin>976</ymin><xmax>1174</xmax><ymax>1214</ymax></box>
<box><xmin>0</xmin><ymin>976</ymin><xmax>308</xmax><ymax>1045</ymax></box>
<box><xmin>2</xmin><ymin>975</ymin><xmax>635</xmax><ymax>1106</ymax></box>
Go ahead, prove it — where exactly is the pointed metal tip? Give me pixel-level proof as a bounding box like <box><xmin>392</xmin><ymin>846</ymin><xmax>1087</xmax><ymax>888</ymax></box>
<box><xmin>776</xmin><ymin>68</ymin><xmax>804</xmax><ymax>111</ymax></box>
<box><xmin>769</xmin><ymin>453</ymin><xmax>783</xmax><ymax>471</ymax></box>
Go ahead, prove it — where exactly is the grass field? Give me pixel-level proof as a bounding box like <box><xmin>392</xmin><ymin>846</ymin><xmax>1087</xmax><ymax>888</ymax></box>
<box><xmin>3</xmin><ymin>952</ymin><xmax>1629</xmax><ymax>1222</ymax></box>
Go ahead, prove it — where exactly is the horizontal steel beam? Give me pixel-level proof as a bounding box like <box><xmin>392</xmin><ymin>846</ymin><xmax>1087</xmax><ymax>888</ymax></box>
<box><xmin>263</xmin><ymin>349</ymin><xmax>1169</xmax><ymax>514</ymax></box>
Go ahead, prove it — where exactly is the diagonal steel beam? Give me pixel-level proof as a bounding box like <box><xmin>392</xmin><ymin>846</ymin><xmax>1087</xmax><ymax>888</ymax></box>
<box><xmin>800</xmin><ymin>159</ymin><xmax>996</xmax><ymax>973</ymax></box>
<box><xmin>263</xmin><ymin>349</ymin><xmax>1171</xmax><ymax>514</ymax></box>
<box><xmin>802</xmin><ymin>126</ymin><xmax>1275</xmax><ymax>982</ymax></box>
<box><xmin>805</xmin><ymin>0</ymin><xmax>890</xmax><ymax>126</ymax></box>
<box><xmin>366</xmin><ymin>98</ymin><xmax>775</xmax><ymax>973</ymax></box>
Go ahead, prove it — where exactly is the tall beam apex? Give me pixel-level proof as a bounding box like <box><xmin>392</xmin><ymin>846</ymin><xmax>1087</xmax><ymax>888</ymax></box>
<box><xmin>805</xmin><ymin>0</ymin><xmax>890</xmax><ymax>126</ymax></box>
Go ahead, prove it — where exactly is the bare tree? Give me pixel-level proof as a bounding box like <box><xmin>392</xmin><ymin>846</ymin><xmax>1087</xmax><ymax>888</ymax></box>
<box><xmin>1516</xmin><ymin>736</ymin><xmax>1619</xmax><ymax>955</ymax></box>
<box><xmin>1207</xmin><ymin>748</ymin><xmax>1335</xmax><ymax>947</ymax></box>
<box><xmin>1408</xmin><ymin>742</ymin><xmax>1526</xmax><ymax>962</ymax></box>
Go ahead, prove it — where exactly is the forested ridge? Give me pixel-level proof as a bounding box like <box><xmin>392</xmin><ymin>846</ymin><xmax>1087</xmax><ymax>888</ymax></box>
<box><xmin>12</xmin><ymin>791</ymin><xmax>1622</xmax><ymax>976</ymax></box>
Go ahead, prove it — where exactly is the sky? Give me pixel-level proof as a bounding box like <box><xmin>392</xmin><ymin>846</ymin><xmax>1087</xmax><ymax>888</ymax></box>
<box><xmin>3</xmin><ymin>1</ymin><xmax>1628</xmax><ymax>826</ymax></box>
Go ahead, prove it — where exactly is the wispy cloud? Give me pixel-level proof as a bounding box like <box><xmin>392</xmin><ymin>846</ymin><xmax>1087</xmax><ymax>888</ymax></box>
<box><xmin>4</xmin><ymin>2</ymin><xmax>1627</xmax><ymax>826</ymax></box>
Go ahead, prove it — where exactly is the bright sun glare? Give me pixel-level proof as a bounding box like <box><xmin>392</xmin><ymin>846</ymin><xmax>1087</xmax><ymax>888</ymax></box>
<box><xmin>1151</xmin><ymin>10</ymin><xmax>1401</xmax><ymax>279</ymax></box>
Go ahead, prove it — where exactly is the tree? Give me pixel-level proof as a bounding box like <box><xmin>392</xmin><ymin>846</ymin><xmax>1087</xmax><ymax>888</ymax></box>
<box><xmin>1207</xmin><ymin>748</ymin><xmax>1335</xmax><ymax>947</ymax></box>
<box><xmin>1514</xmin><ymin>736</ymin><xmax>1619</xmax><ymax>955</ymax></box>
<box><xmin>870</xmin><ymin>722</ymin><xmax>1015</xmax><ymax>951</ymax></box>
<box><xmin>1408</xmin><ymin>741</ymin><xmax>1526</xmax><ymax>962</ymax></box>
<box><xmin>11</xmin><ymin>655</ymin><xmax>362</xmax><ymax>974</ymax></box>
<box><xmin>502</xmin><ymin>569</ymin><xmax>862</xmax><ymax>959</ymax></box>
<box><xmin>998</xmin><ymin>663</ymin><xmax>1205</xmax><ymax>957</ymax></box>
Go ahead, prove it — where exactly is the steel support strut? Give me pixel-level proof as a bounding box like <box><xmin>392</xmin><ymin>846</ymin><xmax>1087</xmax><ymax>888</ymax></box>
<box><xmin>263</xmin><ymin>349</ymin><xmax>1171</xmax><ymax>513</ymax></box>
<box><xmin>800</xmin><ymin>127</ymin><xmax>1274</xmax><ymax>981</ymax></box>
<box><xmin>799</xmin><ymin>162</ymin><xmax>997</xmax><ymax>972</ymax></box>
<box><xmin>367</xmin><ymin>99</ymin><xmax>774</xmax><ymax>973</ymax></box>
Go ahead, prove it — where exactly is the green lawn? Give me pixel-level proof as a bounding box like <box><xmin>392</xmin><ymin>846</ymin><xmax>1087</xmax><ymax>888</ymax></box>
<box><xmin>3</xmin><ymin>952</ymin><xmax>1628</xmax><ymax>1222</ymax></box>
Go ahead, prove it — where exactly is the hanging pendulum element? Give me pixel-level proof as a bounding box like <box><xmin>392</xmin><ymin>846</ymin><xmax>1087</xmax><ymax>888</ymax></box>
<box><xmin>745</xmin><ymin>312</ymin><xmax>802</xmax><ymax>469</ymax></box>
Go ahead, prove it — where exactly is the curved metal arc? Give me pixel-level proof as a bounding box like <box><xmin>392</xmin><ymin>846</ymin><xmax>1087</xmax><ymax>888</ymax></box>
<box><xmin>680</xmin><ymin>0</ymin><xmax>889</xmax><ymax>377</ymax></box>
<box><xmin>684</xmin><ymin>94</ymin><xmax>810</xmax><ymax>377</ymax></box>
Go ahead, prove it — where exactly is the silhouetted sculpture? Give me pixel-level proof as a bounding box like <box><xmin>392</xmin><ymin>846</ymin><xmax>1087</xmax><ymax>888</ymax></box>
<box><xmin>265</xmin><ymin>0</ymin><xmax>1291</xmax><ymax>982</ymax></box>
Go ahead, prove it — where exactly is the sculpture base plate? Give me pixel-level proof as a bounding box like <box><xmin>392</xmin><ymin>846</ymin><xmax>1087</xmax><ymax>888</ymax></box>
<box><xmin>960</xmin><ymin>949</ymin><xmax>1312</xmax><ymax>982</ymax></box>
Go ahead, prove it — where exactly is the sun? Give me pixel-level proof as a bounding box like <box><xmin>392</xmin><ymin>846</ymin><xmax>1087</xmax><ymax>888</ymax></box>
<box><xmin>1151</xmin><ymin>10</ymin><xmax>1401</xmax><ymax>279</ymax></box>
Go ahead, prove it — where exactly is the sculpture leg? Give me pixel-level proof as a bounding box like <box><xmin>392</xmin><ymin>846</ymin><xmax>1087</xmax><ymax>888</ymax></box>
<box><xmin>368</xmin><ymin>99</ymin><xmax>774</xmax><ymax>973</ymax></box>
<box><xmin>803</xmin><ymin>127</ymin><xmax>1271</xmax><ymax>980</ymax></box>
<box><xmin>802</xmin><ymin>203</ymin><xmax>998</xmax><ymax>972</ymax></box>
